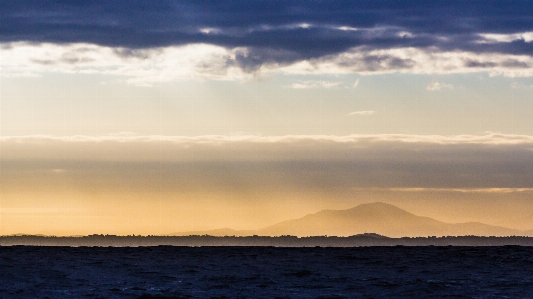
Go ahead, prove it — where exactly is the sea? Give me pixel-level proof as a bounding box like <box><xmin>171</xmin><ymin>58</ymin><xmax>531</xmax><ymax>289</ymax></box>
<box><xmin>1</xmin><ymin>246</ymin><xmax>532</xmax><ymax>298</ymax></box>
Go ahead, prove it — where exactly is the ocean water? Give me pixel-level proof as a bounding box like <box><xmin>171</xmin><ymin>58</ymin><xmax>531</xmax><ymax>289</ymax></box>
<box><xmin>1</xmin><ymin>246</ymin><xmax>532</xmax><ymax>298</ymax></box>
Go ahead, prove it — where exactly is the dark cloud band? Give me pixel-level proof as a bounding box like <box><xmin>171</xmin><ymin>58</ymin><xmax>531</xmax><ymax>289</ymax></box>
<box><xmin>2</xmin><ymin>0</ymin><xmax>533</xmax><ymax>68</ymax></box>
<box><xmin>1</xmin><ymin>134</ymin><xmax>533</xmax><ymax>189</ymax></box>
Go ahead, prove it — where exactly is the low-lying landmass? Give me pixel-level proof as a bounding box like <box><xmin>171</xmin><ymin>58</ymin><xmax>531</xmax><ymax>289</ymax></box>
<box><xmin>2</xmin><ymin>234</ymin><xmax>533</xmax><ymax>246</ymax></box>
<box><xmin>4</xmin><ymin>202</ymin><xmax>532</xmax><ymax>247</ymax></box>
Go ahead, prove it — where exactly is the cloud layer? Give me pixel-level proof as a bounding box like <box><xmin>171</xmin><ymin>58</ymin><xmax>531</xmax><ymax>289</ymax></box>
<box><xmin>2</xmin><ymin>1</ymin><xmax>533</xmax><ymax>81</ymax></box>
<box><xmin>2</xmin><ymin>133</ymin><xmax>533</xmax><ymax>189</ymax></box>
<box><xmin>3</xmin><ymin>1</ymin><xmax>533</xmax><ymax>55</ymax></box>
<box><xmin>3</xmin><ymin>43</ymin><xmax>533</xmax><ymax>85</ymax></box>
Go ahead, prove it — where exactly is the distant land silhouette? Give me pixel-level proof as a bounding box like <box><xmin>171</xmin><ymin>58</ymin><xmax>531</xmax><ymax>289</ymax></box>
<box><xmin>174</xmin><ymin>202</ymin><xmax>530</xmax><ymax>238</ymax></box>
<box><xmin>3</xmin><ymin>203</ymin><xmax>532</xmax><ymax>247</ymax></box>
<box><xmin>2</xmin><ymin>234</ymin><xmax>533</xmax><ymax>247</ymax></box>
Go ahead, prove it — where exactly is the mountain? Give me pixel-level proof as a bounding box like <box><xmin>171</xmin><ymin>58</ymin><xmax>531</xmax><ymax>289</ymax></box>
<box><xmin>257</xmin><ymin>202</ymin><xmax>523</xmax><ymax>237</ymax></box>
<box><xmin>172</xmin><ymin>202</ymin><xmax>526</xmax><ymax>238</ymax></box>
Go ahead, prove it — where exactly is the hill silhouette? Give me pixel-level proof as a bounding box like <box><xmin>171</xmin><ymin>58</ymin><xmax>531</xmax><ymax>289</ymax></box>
<box><xmin>257</xmin><ymin>202</ymin><xmax>523</xmax><ymax>237</ymax></box>
<box><xmin>173</xmin><ymin>202</ymin><xmax>527</xmax><ymax>237</ymax></box>
<box><xmin>174</xmin><ymin>228</ymin><xmax>254</xmax><ymax>237</ymax></box>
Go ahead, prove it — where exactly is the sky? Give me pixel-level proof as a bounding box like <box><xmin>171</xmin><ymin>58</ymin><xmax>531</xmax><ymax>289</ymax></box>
<box><xmin>1</xmin><ymin>1</ymin><xmax>533</xmax><ymax>235</ymax></box>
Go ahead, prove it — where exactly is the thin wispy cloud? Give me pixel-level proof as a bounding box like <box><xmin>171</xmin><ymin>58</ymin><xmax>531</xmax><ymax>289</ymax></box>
<box><xmin>510</xmin><ymin>82</ymin><xmax>533</xmax><ymax>89</ymax></box>
<box><xmin>290</xmin><ymin>80</ymin><xmax>342</xmax><ymax>89</ymax></box>
<box><xmin>387</xmin><ymin>188</ymin><xmax>533</xmax><ymax>193</ymax></box>
<box><xmin>3</xmin><ymin>133</ymin><xmax>533</xmax><ymax>145</ymax></box>
<box><xmin>2</xmin><ymin>133</ymin><xmax>533</xmax><ymax>164</ymax></box>
<box><xmin>348</xmin><ymin>110</ymin><xmax>375</xmax><ymax>116</ymax></box>
<box><xmin>427</xmin><ymin>82</ymin><xmax>454</xmax><ymax>91</ymax></box>
<box><xmin>478</xmin><ymin>32</ymin><xmax>533</xmax><ymax>43</ymax></box>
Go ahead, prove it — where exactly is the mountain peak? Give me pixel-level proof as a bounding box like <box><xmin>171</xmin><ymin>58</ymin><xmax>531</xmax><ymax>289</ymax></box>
<box><xmin>330</xmin><ymin>202</ymin><xmax>417</xmax><ymax>220</ymax></box>
<box><xmin>348</xmin><ymin>202</ymin><xmax>409</xmax><ymax>212</ymax></box>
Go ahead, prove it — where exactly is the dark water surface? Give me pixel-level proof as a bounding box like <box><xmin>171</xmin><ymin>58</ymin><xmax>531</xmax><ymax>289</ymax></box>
<box><xmin>1</xmin><ymin>246</ymin><xmax>533</xmax><ymax>298</ymax></box>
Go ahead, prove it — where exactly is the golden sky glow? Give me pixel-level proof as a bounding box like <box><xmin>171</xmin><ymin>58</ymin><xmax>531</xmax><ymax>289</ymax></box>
<box><xmin>1</xmin><ymin>135</ymin><xmax>533</xmax><ymax>235</ymax></box>
<box><xmin>2</xmin><ymin>2</ymin><xmax>533</xmax><ymax>236</ymax></box>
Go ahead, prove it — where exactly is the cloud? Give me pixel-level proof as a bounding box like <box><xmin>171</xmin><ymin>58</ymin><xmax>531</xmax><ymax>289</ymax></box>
<box><xmin>289</xmin><ymin>80</ymin><xmax>342</xmax><ymax>89</ymax></box>
<box><xmin>0</xmin><ymin>208</ymin><xmax>79</xmax><ymax>215</ymax></box>
<box><xmin>387</xmin><ymin>188</ymin><xmax>533</xmax><ymax>193</ymax></box>
<box><xmin>2</xmin><ymin>133</ymin><xmax>533</xmax><ymax>146</ymax></box>
<box><xmin>278</xmin><ymin>47</ymin><xmax>533</xmax><ymax>77</ymax></box>
<box><xmin>3</xmin><ymin>132</ymin><xmax>533</xmax><ymax>145</ymax></box>
<box><xmin>2</xmin><ymin>1</ymin><xmax>532</xmax><ymax>55</ymax></box>
<box><xmin>1</xmin><ymin>1</ymin><xmax>533</xmax><ymax>78</ymax></box>
<box><xmin>510</xmin><ymin>82</ymin><xmax>533</xmax><ymax>89</ymax></box>
<box><xmin>353</xmin><ymin>78</ymin><xmax>360</xmax><ymax>87</ymax></box>
<box><xmin>0</xmin><ymin>43</ymin><xmax>251</xmax><ymax>84</ymax></box>
<box><xmin>427</xmin><ymin>81</ymin><xmax>454</xmax><ymax>91</ymax></box>
<box><xmin>2</xmin><ymin>133</ymin><xmax>533</xmax><ymax>162</ymax></box>
<box><xmin>348</xmin><ymin>110</ymin><xmax>374</xmax><ymax>116</ymax></box>
<box><xmin>2</xmin><ymin>134</ymin><xmax>533</xmax><ymax>190</ymax></box>
<box><xmin>478</xmin><ymin>32</ymin><xmax>533</xmax><ymax>43</ymax></box>
<box><xmin>4</xmin><ymin>43</ymin><xmax>533</xmax><ymax>84</ymax></box>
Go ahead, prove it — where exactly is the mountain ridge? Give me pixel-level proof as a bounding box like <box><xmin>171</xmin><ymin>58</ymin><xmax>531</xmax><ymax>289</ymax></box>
<box><xmin>172</xmin><ymin>202</ymin><xmax>530</xmax><ymax>238</ymax></box>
